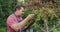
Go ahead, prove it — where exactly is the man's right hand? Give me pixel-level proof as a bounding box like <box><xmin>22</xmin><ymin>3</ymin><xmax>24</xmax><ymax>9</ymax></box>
<box><xmin>26</xmin><ymin>14</ymin><xmax>35</xmax><ymax>21</ymax></box>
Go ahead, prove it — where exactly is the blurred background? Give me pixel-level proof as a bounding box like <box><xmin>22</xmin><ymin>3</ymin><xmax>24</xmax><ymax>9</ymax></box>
<box><xmin>0</xmin><ymin>0</ymin><xmax>60</xmax><ymax>32</ymax></box>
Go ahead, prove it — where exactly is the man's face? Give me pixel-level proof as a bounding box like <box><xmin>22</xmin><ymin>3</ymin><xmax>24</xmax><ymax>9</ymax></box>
<box><xmin>17</xmin><ymin>7</ymin><xmax>24</xmax><ymax>16</ymax></box>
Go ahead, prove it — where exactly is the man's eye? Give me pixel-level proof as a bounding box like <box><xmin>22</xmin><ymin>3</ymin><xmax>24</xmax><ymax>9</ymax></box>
<box><xmin>22</xmin><ymin>11</ymin><xmax>24</xmax><ymax>12</ymax></box>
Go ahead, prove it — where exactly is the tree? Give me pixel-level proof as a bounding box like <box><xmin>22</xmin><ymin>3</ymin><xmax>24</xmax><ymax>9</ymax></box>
<box><xmin>22</xmin><ymin>0</ymin><xmax>60</xmax><ymax>32</ymax></box>
<box><xmin>0</xmin><ymin>0</ymin><xmax>17</xmax><ymax>32</ymax></box>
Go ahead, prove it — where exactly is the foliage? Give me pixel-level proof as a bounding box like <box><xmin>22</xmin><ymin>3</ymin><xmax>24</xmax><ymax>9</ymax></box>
<box><xmin>0</xmin><ymin>0</ymin><xmax>17</xmax><ymax>32</ymax></box>
<box><xmin>0</xmin><ymin>0</ymin><xmax>60</xmax><ymax>32</ymax></box>
<box><xmin>22</xmin><ymin>0</ymin><xmax>60</xmax><ymax>32</ymax></box>
<box><xmin>24</xmin><ymin>7</ymin><xmax>60</xmax><ymax>32</ymax></box>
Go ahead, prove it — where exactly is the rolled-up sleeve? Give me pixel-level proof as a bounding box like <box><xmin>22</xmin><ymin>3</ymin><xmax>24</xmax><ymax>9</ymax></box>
<box><xmin>7</xmin><ymin>17</ymin><xmax>17</xmax><ymax>27</ymax></box>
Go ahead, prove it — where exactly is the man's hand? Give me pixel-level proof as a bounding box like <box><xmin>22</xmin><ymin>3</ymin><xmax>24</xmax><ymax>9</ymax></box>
<box><xmin>26</xmin><ymin>14</ymin><xmax>35</xmax><ymax>21</ymax></box>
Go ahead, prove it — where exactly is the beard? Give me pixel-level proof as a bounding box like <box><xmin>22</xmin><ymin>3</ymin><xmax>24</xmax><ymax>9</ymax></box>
<box><xmin>18</xmin><ymin>14</ymin><xmax>24</xmax><ymax>17</ymax></box>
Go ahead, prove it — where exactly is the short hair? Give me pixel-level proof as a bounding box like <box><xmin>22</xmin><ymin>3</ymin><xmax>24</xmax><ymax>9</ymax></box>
<box><xmin>14</xmin><ymin>5</ymin><xmax>25</xmax><ymax>11</ymax></box>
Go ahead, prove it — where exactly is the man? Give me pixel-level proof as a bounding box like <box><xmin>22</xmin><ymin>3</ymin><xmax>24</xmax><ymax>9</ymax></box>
<box><xmin>7</xmin><ymin>5</ymin><xmax>34</xmax><ymax>32</ymax></box>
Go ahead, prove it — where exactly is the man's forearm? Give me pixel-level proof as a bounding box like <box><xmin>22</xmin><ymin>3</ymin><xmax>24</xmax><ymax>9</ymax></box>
<box><xmin>18</xmin><ymin>17</ymin><xmax>30</xmax><ymax>29</ymax></box>
<box><xmin>11</xmin><ymin>17</ymin><xmax>30</xmax><ymax>31</ymax></box>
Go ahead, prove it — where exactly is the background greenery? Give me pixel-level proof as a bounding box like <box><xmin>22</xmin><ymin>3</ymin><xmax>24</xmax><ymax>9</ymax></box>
<box><xmin>0</xmin><ymin>0</ymin><xmax>60</xmax><ymax>32</ymax></box>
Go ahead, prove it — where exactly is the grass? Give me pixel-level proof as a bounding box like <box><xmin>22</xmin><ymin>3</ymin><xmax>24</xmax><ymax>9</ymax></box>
<box><xmin>0</xmin><ymin>27</ymin><xmax>6</xmax><ymax>32</ymax></box>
